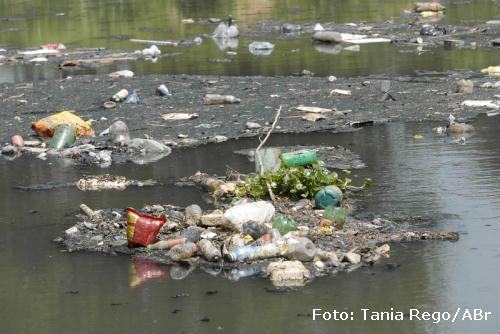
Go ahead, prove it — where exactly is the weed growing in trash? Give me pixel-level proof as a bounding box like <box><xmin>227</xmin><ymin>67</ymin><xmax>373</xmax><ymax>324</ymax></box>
<box><xmin>235</xmin><ymin>162</ymin><xmax>364</xmax><ymax>200</ymax></box>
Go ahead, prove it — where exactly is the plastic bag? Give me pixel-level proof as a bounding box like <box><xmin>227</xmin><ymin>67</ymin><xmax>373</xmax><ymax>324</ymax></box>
<box><xmin>126</xmin><ymin>207</ymin><xmax>166</xmax><ymax>247</ymax></box>
<box><xmin>224</xmin><ymin>201</ymin><xmax>275</xmax><ymax>232</ymax></box>
<box><xmin>32</xmin><ymin>111</ymin><xmax>95</xmax><ymax>137</ymax></box>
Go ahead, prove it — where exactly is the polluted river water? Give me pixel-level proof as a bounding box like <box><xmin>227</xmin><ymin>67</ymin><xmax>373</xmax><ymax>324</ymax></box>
<box><xmin>1</xmin><ymin>117</ymin><xmax>499</xmax><ymax>333</ymax></box>
<box><xmin>0</xmin><ymin>0</ymin><xmax>500</xmax><ymax>82</ymax></box>
<box><xmin>0</xmin><ymin>0</ymin><xmax>499</xmax><ymax>333</ymax></box>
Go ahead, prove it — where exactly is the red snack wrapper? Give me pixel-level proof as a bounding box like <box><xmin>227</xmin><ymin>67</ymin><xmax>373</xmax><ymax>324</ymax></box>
<box><xmin>125</xmin><ymin>207</ymin><xmax>166</xmax><ymax>248</ymax></box>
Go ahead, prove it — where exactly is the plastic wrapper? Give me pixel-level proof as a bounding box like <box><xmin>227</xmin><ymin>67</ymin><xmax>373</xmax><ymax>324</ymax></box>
<box><xmin>32</xmin><ymin>111</ymin><xmax>95</xmax><ymax>137</ymax></box>
<box><xmin>126</xmin><ymin>208</ymin><xmax>166</xmax><ymax>248</ymax></box>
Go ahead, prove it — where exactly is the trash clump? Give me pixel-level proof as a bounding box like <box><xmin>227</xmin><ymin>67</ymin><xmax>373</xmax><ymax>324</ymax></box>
<box><xmin>56</xmin><ymin>150</ymin><xmax>459</xmax><ymax>288</ymax></box>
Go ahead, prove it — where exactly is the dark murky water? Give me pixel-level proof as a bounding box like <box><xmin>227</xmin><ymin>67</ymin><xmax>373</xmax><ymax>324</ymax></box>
<box><xmin>0</xmin><ymin>0</ymin><xmax>499</xmax><ymax>82</ymax></box>
<box><xmin>1</xmin><ymin>116</ymin><xmax>499</xmax><ymax>333</ymax></box>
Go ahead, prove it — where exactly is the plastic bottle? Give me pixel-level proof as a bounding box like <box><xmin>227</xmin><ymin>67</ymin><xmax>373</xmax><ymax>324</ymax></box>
<box><xmin>168</xmin><ymin>242</ymin><xmax>198</xmax><ymax>261</ymax></box>
<box><xmin>184</xmin><ymin>204</ymin><xmax>202</xmax><ymax>226</ymax></box>
<box><xmin>272</xmin><ymin>215</ymin><xmax>297</xmax><ymax>235</ymax></box>
<box><xmin>49</xmin><ymin>125</ymin><xmax>76</xmax><ymax>149</ymax></box>
<box><xmin>281</xmin><ymin>149</ymin><xmax>318</xmax><ymax>167</ymax></box>
<box><xmin>224</xmin><ymin>243</ymin><xmax>280</xmax><ymax>262</ymax></box>
<box><xmin>197</xmin><ymin>239</ymin><xmax>221</xmax><ymax>262</ymax></box>
<box><xmin>147</xmin><ymin>238</ymin><xmax>186</xmax><ymax>250</ymax></box>
<box><xmin>315</xmin><ymin>185</ymin><xmax>343</xmax><ymax>209</ymax></box>
<box><xmin>112</xmin><ymin>89</ymin><xmax>129</xmax><ymax>102</ymax></box>
<box><xmin>108</xmin><ymin>120</ymin><xmax>130</xmax><ymax>146</ymax></box>
<box><xmin>282</xmin><ymin>237</ymin><xmax>316</xmax><ymax>262</ymax></box>
<box><xmin>203</xmin><ymin>94</ymin><xmax>241</xmax><ymax>105</ymax></box>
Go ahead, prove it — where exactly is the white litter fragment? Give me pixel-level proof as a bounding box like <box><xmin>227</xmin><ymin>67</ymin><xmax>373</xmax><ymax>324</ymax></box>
<box><xmin>461</xmin><ymin>100</ymin><xmax>499</xmax><ymax>109</ymax></box>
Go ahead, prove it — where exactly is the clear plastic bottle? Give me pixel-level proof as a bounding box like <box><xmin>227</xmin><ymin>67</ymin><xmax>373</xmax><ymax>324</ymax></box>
<box><xmin>224</xmin><ymin>243</ymin><xmax>280</xmax><ymax>262</ymax></box>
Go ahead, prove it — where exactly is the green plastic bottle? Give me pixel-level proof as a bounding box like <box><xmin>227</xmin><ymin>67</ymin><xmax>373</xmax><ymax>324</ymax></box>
<box><xmin>323</xmin><ymin>206</ymin><xmax>346</xmax><ymax>228</ymax></box>
<box><xmin>281</xmin><ymin>149</ymin><xmax>318</xmax><ymax>167</ymax></box>
<box><xmin>49</xmin><ymin>125</ymin><xmax>76</xmax><ymax>149</ymax></box>
<box><xmin>315</xmin><ymin>185</ymin><xmax>343</xmax><ymax>209</ymax></box>
<box><xmin>272</xmin><ymin>215</ymin><xmax>297</xmax><ymax>235</ymax></box>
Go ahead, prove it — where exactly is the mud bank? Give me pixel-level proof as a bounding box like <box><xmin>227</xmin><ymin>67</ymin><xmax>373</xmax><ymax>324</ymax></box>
<box><xmin>1</xmin><ymin>72</ymin><xmax>497</xmax><ymax>150</ymax></box>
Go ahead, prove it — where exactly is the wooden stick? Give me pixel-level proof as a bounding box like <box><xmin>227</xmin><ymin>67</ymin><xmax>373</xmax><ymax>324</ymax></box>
<box><xmin>255</xmin><ymin>106</ymin><xmax>282</xmax><ymax>202</ymax></box>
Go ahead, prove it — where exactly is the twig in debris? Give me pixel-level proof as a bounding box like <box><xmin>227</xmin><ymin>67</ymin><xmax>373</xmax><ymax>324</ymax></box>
<box><xmin>255</xmin><ymin>105</ymin><xmax>282</xmax><ymax>202</ymax></box>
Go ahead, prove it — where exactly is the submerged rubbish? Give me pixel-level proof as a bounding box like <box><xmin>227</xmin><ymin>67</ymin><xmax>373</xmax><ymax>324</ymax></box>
<box><xmin>249</xmin><ymin>42</ymin><xmax>275</xmax><ymax>56</ymax></box>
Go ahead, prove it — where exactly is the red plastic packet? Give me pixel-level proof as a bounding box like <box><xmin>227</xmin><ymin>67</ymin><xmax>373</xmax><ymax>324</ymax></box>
<box><xmin>126</xmin><ymin>207</ymin><xmax>166</xmax><ymax>247</ymax></box>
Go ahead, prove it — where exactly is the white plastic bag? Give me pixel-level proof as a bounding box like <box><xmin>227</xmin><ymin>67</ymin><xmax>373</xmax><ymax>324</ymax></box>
<box><xmin>224</xmin><ymin>201</ymin><xmax>275</xmax><ymax>232</ymax></box>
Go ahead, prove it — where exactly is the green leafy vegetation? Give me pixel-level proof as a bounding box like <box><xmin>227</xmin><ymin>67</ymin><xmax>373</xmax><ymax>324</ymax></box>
<box><xmin>235</xmin><ymin>163</ymin><xmax>357</xmax><ymax>200</ymax></box>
